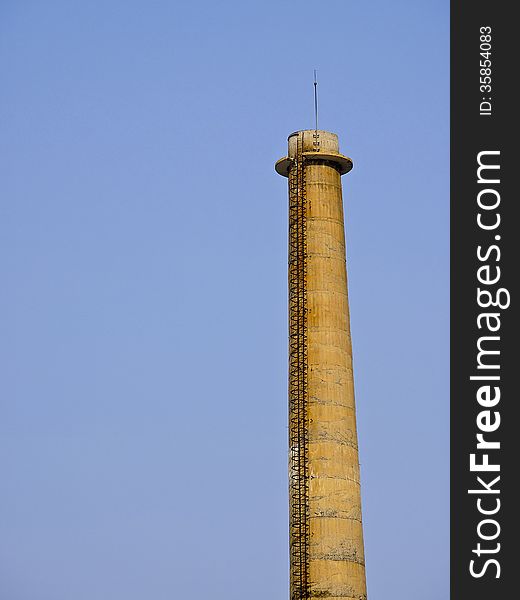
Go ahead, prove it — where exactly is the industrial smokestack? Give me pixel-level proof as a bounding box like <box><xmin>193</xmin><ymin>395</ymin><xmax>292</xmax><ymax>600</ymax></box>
<box><xmin>276</xmin><ymin>130</ymin><xmax>367</xmax><ymax>600</ymax></box>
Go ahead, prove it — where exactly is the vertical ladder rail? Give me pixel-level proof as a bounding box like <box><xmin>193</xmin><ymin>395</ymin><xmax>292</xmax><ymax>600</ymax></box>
<box><xmin>288</xmin><ymin>132</ymin><xmax>310</xmax><ymax>600</ymax></box>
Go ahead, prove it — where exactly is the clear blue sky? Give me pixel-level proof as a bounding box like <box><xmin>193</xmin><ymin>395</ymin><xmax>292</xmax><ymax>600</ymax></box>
<box><xmin>0</xmin><ymin>1</ymin><xmax>449</xmax><ymax>599</ymax></box>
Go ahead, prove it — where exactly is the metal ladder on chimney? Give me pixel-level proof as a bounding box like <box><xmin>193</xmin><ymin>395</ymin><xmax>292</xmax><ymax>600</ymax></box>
<box><xmin>288</xmin><ymin>131</ymin><xmax>310</xmax><ymax>600</ymax></box>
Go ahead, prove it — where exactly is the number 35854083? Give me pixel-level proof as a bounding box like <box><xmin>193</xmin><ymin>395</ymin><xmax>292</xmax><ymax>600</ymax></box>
<box><xmin>480</xmin><ymin>26</ymin><xmax>492</xmax><ymax>93</ymax></box>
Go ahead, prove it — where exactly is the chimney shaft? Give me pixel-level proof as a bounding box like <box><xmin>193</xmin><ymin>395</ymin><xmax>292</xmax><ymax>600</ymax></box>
<box><xmin>276</xmin><ymin>130</ymin><xmax>367</xmax><ymax>600</ymax></box>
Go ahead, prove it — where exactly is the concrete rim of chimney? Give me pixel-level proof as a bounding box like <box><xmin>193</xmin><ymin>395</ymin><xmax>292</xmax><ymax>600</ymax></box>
<box><xmin>275</xmin><ymin>129</ymin><xmax>353</xmax><ymax>177</ymax></box>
